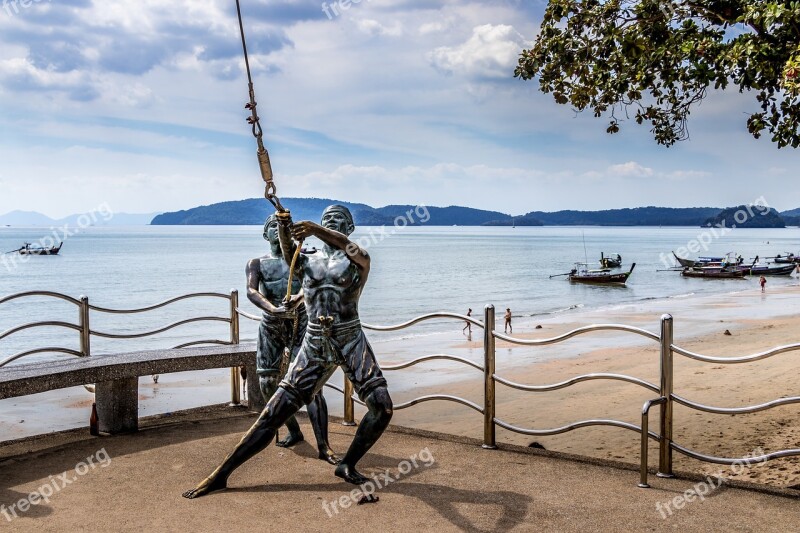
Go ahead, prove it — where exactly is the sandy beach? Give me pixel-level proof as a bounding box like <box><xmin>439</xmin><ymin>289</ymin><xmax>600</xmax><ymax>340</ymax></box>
<box><xmin>383</xmin><ymin>283</ymin><xmax>800</xmax><ymax>488</ymax></box>
<box><xmin>4</xmin><ymin>279</ymin><xmax>800</xmax><ymax>489</ymax></box>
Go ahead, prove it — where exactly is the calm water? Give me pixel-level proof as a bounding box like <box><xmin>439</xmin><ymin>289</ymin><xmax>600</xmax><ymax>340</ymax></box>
<box><xmin>1</xmin><ymin>225</ymin><xmax>799</xmax><ymax>365</ymax></box>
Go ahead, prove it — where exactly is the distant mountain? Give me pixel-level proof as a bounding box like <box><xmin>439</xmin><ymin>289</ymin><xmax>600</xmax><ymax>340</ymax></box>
<box><xmin>703</xmin><ymin>206</ymin><xmax>786</xmax><ymax>228</ymax></box>
<box><xmin>375</xmin><ymin>205</ymin><xmax>513</xmax><ymax>226</ymax></box>
<box><xmin>151</xmin><ymin>198</ymin><xmax>512</xmax><ymax>226</ymax></box>
<box><xmin>772</xmin><ymin>208</ymin><xmax>798</xmax><ymax>226</ymax></box>
<box><xmin>149</xmin><ymin>199</ymin><xmax>800</xmax><ymax>227</ymax></box>
<box><xmin>0</xmin><ymin>210</ymin><xmax>159</xmax><ymax>226</ymax></box>
<box><xmin>151</xmin><ymin>198</ymin><xmax>376</xmax><ymax>226</ymax></box>
<box><xmin>0</xmin><ymin>210</ymin><xmax>56</xmax><ymax>226</ymax></box>
<box><xmin>522</xmin><ymin>207</ymin><xmax>720</xmax><ymax>226</ymax></box>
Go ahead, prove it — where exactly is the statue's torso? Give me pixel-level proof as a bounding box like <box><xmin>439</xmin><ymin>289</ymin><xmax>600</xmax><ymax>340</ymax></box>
<box><xmin>302</xmin><ymin>250</ymin><xmax>363</xmax><ymax>322</ymax></box>
<box><xmin>258</xmin><ymin>255</ymin><xmax>302</xmax><ymax>309</ymax></box>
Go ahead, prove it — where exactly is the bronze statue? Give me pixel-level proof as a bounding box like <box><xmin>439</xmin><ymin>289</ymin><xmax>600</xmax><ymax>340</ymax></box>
<box><xmin>246</xmin><ymin>214</ymin><xmax>337</xmax><ymax>463</ymax></box>
<box><xmin>183</xmin><ymin>205</ymin><xmax>392</xmax><ymax>499</ymax></box>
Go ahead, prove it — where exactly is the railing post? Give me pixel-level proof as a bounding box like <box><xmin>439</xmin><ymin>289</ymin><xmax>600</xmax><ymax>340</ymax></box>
<box><xmin>640</xmin><ymin>397</ymin><xmax>666</xmax><ymax>488</ymax></box>
<box><xmin>79</xmin><ymin>296</ymin><xmax>91</xmax><ymax>357</ymax></box>
<box><xmin>483</xmin><ymin>304</ymin><xmax>497</xmax><ymax>449</ymax></box>
<box><xmin>229</xmin><ymin>289</ymin><xmax>241</xmax><ymax>406</ymax></box>
<box><xmin>658</xmin><ymin>314</ymin><xmax>674</xmax><ymax>477</ymax></box>
<box><xmin>640</xmin><ymin>403</ymin><xmax>652</xmax><ymax>488</ymax></box>
<box><xmin>342</xmin><ymin>378</ymin><xmax>356</xmax><ymax>426</ymax></box>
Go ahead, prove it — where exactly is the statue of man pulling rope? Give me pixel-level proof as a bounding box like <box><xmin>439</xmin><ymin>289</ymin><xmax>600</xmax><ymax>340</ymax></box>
<box><xmin>183</xmin><ymin>205</ymin><xmax>393</xmax><ymax>498</ymax></box>
<box><xmin>245</xmin><ymin>214</ymin><xmax>338</xmax><ymax>463</ymax></box>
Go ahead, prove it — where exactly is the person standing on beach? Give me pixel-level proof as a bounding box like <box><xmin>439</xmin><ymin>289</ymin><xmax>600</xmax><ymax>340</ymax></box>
<box><xmin>463</xmin><ymin>308</ymin><xmax>472</xmax><ymax>335</ymax></box>
<box><xmin>504</xmin><ymin>308</ymin><xmax>513</xmax><ymax>334</ymax></box>
<box><xmin>760</xmin><ymin>276</ymin><xmax>767</xmax><ymax>292</ymax></box>
<box><xmin>183</xmin><ymin>205</ymin><xmax>392</xmax><ymax>499</ymax></box>
<box><xmin>244</xmin><ymin>214</ymin><xmax>337</xmax><ymax>463</ymax></box>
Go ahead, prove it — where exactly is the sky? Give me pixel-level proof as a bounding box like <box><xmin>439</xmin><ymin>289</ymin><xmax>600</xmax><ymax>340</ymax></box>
<box><xmin>0</xmin><ymin>0</ymin><xmax>799</xmax><ymax>219</ymax></box>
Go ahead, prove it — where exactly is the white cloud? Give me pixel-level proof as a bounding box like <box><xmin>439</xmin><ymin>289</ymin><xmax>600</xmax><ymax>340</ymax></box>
<box><xmin>356</xmin><ymin>18</ymin><xmax>403</xmax><ymax>37</ymax></box>
<box><xmin>419</xmin><ymin>21</ymin><xmax>446</xmax><ymax>35</ymax></box>
<box><xmin>428</xmin><ymin>24</ymin><xmax>531</xmax><ymax>79</ymax></box>
<box><xmin>664</xmin><ymin>169</ymin><xmax>711</xmax><ymax>180</ymax></box>
<box><xmin>607</xmin><ymin>161</ymin><xmax>655</xmax><ymax>178</ymax></box>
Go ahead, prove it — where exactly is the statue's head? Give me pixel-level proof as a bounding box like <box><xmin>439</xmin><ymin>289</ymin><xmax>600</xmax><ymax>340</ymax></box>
<box><xmin>320</xmin><ymin>205</ymin><xmax>355</xmax><ymax>236</ymax></box>
<box><xmin>263</xmin><ymin>214</ymin><xmax>279</xmax><ymax>244</ymax></box>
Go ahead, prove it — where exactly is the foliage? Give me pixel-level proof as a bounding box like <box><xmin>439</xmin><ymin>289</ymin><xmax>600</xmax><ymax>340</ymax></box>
<box><xmin>703</xmin><ymin>205</ymin><xmax>786</xmax><ymax>227</ymax></box>
<box><xmin>524</xmin><ymin>206</ymin><xmax>720</xmax><ymax>225</ymax></box>
<box><xmin>150</xmin><ymin>198</ymin><xmax>513</xmax><ymax>226</ymax></box>
<box><xmin>515</xmin><ymin>1</ymin><xmax>800</xmax><ymax>147</ymax></box>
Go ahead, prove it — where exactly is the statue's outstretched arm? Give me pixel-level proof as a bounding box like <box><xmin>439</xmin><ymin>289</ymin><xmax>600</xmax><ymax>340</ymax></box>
<box><xmin>291</xmin><ymin>222</ymin><xmax>370</xmax><ymax>272</ymax></box>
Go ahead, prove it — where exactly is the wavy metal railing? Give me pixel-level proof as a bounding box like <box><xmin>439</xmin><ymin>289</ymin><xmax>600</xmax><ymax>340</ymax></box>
<box><xmin>493</xmin><ymin>373</ymin><xmax>659</xmax><ymax>394</ymax></box>
<box><xmin>90</xmin><ymin>316</ymin><xmax>230</xmax><ymax>340</ymax></box>
<box><xmin>239</xmin><ymin>308</ymin><xmax>484</xmax><ymax>424</ymax></box>
<box><xmin>340</xmin><ymin>306</ymin><xmax>800</xmax><ymax>488</ymax></box>
<box><xmin>492</xmin><ymin>323</ymin><xmax>660</xmax><ymax>345</ymax></box>
<box><xmin>0</xmin><ymin>289</ymin><xmax>244</xmax><ymax>404</ymax></box>
<box><xmin>0</xmin><ymin>291</ymin><xmax>82</xmax><ymax>306</ymax></box>
<box><xmin>8</xmin><ymin>292</ymin><xmax>800</xmax><ymax>488</ymax></box>
<box><xmin>495</xmin><ymin>311</ymin><xmax>800</xmax><ymax>487</ymax></box>
<box><xmin>642</xmin><ymin>333</ymin><xmax>800</xmax><ymax>486</ymax></box>
<box><xmin>488</xmin><ymin>307</ymin><xmax>667</xmax><ymax>465</ymax></box>
<box><xmin>87</xmin><ymin>292</ymin><xmax>232</xmax><ymax>314</ymax></box>
<box><xmin>671</xmin><ymin>342</ymin><xmax>800</xmax><ymax>364</ymax></box>
<box><xmin>363</xmin><ymin>312</ymin><xmax>484</xmax><ymax>332</ymax></box>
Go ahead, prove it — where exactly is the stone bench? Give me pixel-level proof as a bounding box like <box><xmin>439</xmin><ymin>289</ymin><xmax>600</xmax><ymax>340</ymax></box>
<box><xmin>0</xmin><ymin>344</ymin><xmax>265</xmax><ymax>434</ymax></box>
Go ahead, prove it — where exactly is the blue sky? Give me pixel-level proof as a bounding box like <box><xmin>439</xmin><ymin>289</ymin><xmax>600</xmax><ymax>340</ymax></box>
<box><xmin>0</xmin><ymin>0</ymin><xmax>799</xmax><ymax>218</ymax></box>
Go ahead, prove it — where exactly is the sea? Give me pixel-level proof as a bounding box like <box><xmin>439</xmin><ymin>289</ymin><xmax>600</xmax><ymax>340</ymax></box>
<box><xmin>2</xmin><ymin>224</ymin><xmax>799</xmax><ymax>439</ymax></box>
<box><xmin>1</xmin><ymin>224</ymin><xmax>799</xmax><ymax>365</ymax></box>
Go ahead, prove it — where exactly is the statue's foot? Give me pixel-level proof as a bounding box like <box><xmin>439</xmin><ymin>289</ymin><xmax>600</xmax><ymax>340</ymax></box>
<box><xmin>276</xmin><ymin>431</ymin><xmax>304</xmax><ymax>448</ymax></box>
<box><xmin>182</xmin><ymin>476</ymin><xmax>227</xmax><ymax>499</ymax></box>
<box><xmin>335</xmin><ymin>463</ymin><xmax>370</xmax><ymax>485</ymax></box>
<box><xmin>318</xmin><ymin>448</ymin><xmax>341</xmax><ymax>465</ymax></box>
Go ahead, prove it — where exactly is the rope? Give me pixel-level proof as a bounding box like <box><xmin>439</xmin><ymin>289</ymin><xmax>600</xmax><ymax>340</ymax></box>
<box><xmin>236</xmin><ymin>0</ymin><xmax>302</xmax><ymax>301</ymax></box>
<box><xmin>286</xmin><ymin>240</ymin><xmax>303</xmax><ymax>302</ymax></box>
<box><xmin>235</xmin><ymin>0</ymin><xmax>285</xmax><ymax>213</ymax></box>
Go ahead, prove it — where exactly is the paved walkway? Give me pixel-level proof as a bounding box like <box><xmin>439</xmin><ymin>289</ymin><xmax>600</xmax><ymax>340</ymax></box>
<box><xmin>1</xmin><ymin>407</ymin><xmax>798</xmax><ymax>532</ymax></box>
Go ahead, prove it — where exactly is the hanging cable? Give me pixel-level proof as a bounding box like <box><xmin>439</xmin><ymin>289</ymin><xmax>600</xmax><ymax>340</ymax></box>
<box><xmin>235</xmin><ymin>0</ymin><xmax>285</xmax><ymax>213</ymax></box>
<box><xmin>235</xmin><ymin>0</ymin><xmax>302</xmax><ymax>298</ymax></box>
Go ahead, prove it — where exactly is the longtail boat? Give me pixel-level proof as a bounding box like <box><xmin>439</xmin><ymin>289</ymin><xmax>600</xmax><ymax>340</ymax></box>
<box><xmin>672</xmin><ymin>251</ymin><xmax>743</xmax><ymax>269</ymax></box>
<box><xmin>745</xmin><ymin>263</ymin><xmax>797</xmax><ymax>276</ymax></box>
<box><xmin>681</xmin><ymin>266</ymin><xmax>745</xmax><ymax>279</ymax></box>
<box><xmin>599</xmin><ymin>252</ymin><xmax>622</xmax><ymax>269</ymax></box>
<box><xmin>569</xmin><ymin>263</ymin><xmax>635</xmax><ymax>285</ymax></box>
<box><xmin>16</xmin><ymin>242</ymin><xmax>63</xmax><ymax>255</ymax></box>
<box><xmin>772</xmin><ymin>253</ymin><xmax>800</xmax><ymax>264</ymax></box>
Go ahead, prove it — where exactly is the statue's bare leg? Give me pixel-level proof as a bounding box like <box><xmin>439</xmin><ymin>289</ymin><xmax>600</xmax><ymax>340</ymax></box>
<box><xmin>335</xmin><ymin>387</ymin><xmax>393</xmax><ymax>485</ymax></box>
<box><xmin>308</xmin><ymin>391</ymin><xmax>340</xmax><ymax>464</ymax></box>
<box><xmin>276</xmin><ymin>416</ymin><xmax>305</xmax><ymax>448</ymax></box>
<box><xmin>260</xmin><ymin>376</ymin><xmax>304</xmax><ymax>448</ymax></box>
<box><xmin>182</xmin><ymin>388</ymin><xmax>302</xmax><ymax>499</ymax></box>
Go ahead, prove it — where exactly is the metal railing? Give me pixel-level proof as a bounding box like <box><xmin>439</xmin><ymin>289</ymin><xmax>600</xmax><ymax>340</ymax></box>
<box><xmin>0</xmin><ymin>290</ymin><xmax>243</xmax><ymax>404</ymax></box>
<box><xmin>6</xmin><ymin>291</ymin><xmax>800</xmax><ymax>487</ymax></box>
<box><xmin>236</xmin><ymin>310</ymin><xmax>487</xmax><ymax>424</ymax></box>
<box><xmin>294</xmin><ymin>305</ymin><xmax>800</xmax><ymax>488</ymax></box>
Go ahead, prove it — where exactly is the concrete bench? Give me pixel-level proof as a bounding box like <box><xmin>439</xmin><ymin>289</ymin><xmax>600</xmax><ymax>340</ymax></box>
<box><xmin>0</xmin><ymin>344</ymin><xmax>265</xmax><ymax>434</ymax></box>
